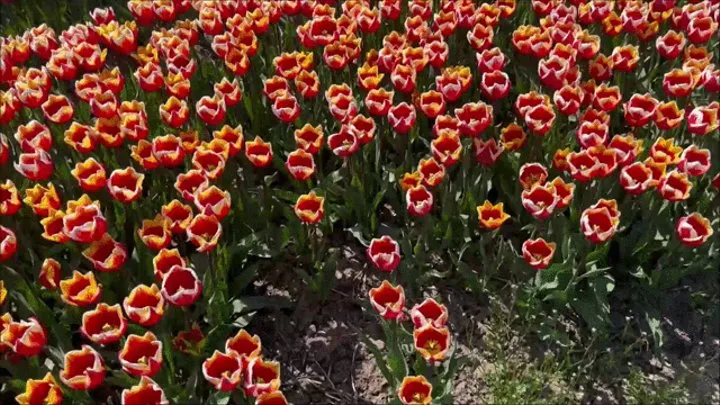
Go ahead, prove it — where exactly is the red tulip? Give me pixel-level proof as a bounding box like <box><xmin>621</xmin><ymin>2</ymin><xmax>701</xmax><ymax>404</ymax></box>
<box><xmin>473</xmin><ymin>137</ymin><xmax>504</xmax><ymax>167</ymax></box>
<box><xmin>521</xmin><ymin>183</ymin><xmax>559</xmax><ymax>220</ymax></box>
<box><xmin>83</xmin><ymin>234</ymin><xmax>127</xmax><ymax>272</ymax></box>
<box><xmin>388</xmin><ymin>102</ymin><xmax>416</xmax><ymax>133</ymax></box>
<box><xmin>410</xmin><ymin>298</ymin><xmax>449</xmax><ymax>328</ymax></box>
<box><xmin>581</xmin><ymin>205</ymin><xmax>619</xmax><ymax>243</ymax></box>
<box><xmin>657</xmin><ymin>170</ymin><xmax>692</xmax><ymax>201</ymax></box>
<box><xmin>367</xmin><ymin>235</ymin><xmax>401</xmax><ymax>272</ymax></box>
<box><xmin>417</xmin><ymin>157</ymin><xmax>446</xmax><ymax>188</ymax></box>
<box><xmin>398</xmin><ymin>375</ymin><xmax>433</xmax><ymax>405</ymax></box>
<box><xmin>123</xmin><ymin>284</ymin><xmax>165</xmax><ymax>327</ymax></box>
<box><xmin>14</xmin><ymin>149</ymin><xmax>53</xmax><ymax>181</ymax></box>
<box><xmin>455</xmin><ymin>102</ymin><xmax>493</xmax><ymax>137</ymax></box>
<box><xmin>477</xmin><ymin>47</ymin><xmax>506</xmax><ymax>73</ymax></box>
<box><xmin>121</xmin><ymin>377</ymin><xmax>168</xmax><ymax>405</ymax></box>
<box><xmin>467</xmin><ymin>23</ymin><xmax>494</xmax><ymax>52</ymax></box>
<box><xmin>406</xmin><ymin>185</ymin><xmax>433</xmax><ymax>217</ymax></box>
<box><xmin>108</xmin><ymin>167</ymin><xmax>144</xmax><ymax>203</ymax></box>
<box><xmin>81</xmin><ymin>302</ymin><xmax>127</xmax><ymax>345</ymax></box>
<box><xmin>567</xmin><ymin>145</ymin><xmax>618</xmax><ymax>182</ymax></box>
<box><xmin>524</xmin><ymin>103</ymin><xmax>556</xmax><ymax>135</ymax></box>
<box><xmin>413</xmin><ymin>324</ymin><xmax>451</xmax><ymax>363</ymax></box>
<box><xmin>686</xmin><ymin>102</ymin><xmax>719</xmax><ymax>135</ymax></box>
<box><xmin>41</xmin><ymin>94</ymin><xmax>74</xmax><ymax>124</ymax></box>
<box><xmin>518</xmin><ymin>163</ymin><xmax>548</xmax><ymax>191</ymax></box>
<box><xmin>161</xmin><ymin>265</ymin><xmax>202</xmax><ymax>306</ymax></box>
<box><xmin>196</xmin><ymin>95</ymin><xmax>226</xmax><ymax>126</ymax></box>
<box><xmin>214</xmin><ymin>77</ymin><xmax>242</xmax><ymax>107</ymax></box>
<box><xmin>676</xmin><ymin>213</ymin><xmax>713</xmax><ymax>248</ymax></box>
<box><xmin>620</xmin><ymin>161</ymin><xmax>656</xmax><ymax>195</ymax></box>
<box><xmin>15</xmin><ymin>372</ymin><xmax>63</xmax><ymax>405</ymax></box>
<box><xmin>576</xmin><ymin>120</ymin><xmax>609</xmax><ymax>149</ymax></box>
<box><xmin>60</xmin><ymin>345</ymin><xmax>106</xmax><ymax>390</ymax></box>
<box><xmin>134</xmin><ymin>62</ymin><xmax>163</xmax><ymax>92</ymax></box>
<box><xmin>553</xmin><ymin>85</ymin><xmax>583</xmax><ymax>116</ymax></box>
<box><xmin>538</xmin><ymin>56</ymin><xmax>570</xmax><ymax>91</ymax></box>
<box><xmin>0</xmin><ymin>317</ymin><xmax>46</xmax><ymax>356</ymax></box>
<box><xmin>202</xmin><ymin>350</ymin><xmax>243</xmax><ymax>391</ymax></box>
<box><xmin>368</xmin><ymin>280</ymin><xmax>406</xmax><ymax>320</ymax></box>
<box><xmin>59</xmin><ymin>270</ymin><xmax>101</xmax><ymax>307</ymax></box>
<box><xmin>119</xmin><ymin>332</ymin><xmax>163</xmax><ymax>377</ymax></box>
<box><xmin>678</xmin><ymin>145</ymin><xmax>711</xmax><ymax>176</ymax></box>
<box><xmin>365</xmin><ymin>88</ymin><xmax>394</xmax><ymax>116</ymax></box>
<box><xmin>243</xmin><ymin>357</ymin><xmax>281</xmax><ymax>397</ymax></box>
<box><xmin>656</xmin><ymin>30</ymin><xmax>685</xmax><ymax>59</ymax></box>
<box><xmin>663</xmin><ymin>68</ymin><xmax>696</xmax><ymax>98</ymax></box>
<box><xmin>522</xmin><ymin>238</ymin><xmax>556</xmax><ymax>269</ymax></box>
<box><xmin>686</xmin><ymin>16</ymin><xmax>718</xmax><ymax>44</ymax></box>
<box><xmin>480</xmin><ymin>70</ymin><xmax>511</xmax><ymax>100</ymax></box>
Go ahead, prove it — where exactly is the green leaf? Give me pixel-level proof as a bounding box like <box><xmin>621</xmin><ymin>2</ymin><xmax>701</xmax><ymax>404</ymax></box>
<box><xmin>361</xmin><ymin>334</ymin><xmax>397</xmax><ymax>388</ymax></box>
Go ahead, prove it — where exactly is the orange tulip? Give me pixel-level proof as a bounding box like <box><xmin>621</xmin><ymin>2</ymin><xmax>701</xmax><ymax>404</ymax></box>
<box><xmin>138</xmin><ymin>215</ymin><xmax>172</xmax><ymax>251</ymax></box>
<box><xmin>187</xmin><ymin>213</ymin><xmax>222</xmax><ymax>252</ymax></box>
<box><xmin>161</xmin><ymin>200</ymin><xmax>193</xmax><ymax>234</ymax></box>
<box><xmin>0</xmin><ymin>316</ymin><xmax>47</xmax><ymax>357</ymax></box>
<box><xmin>41</xmin><ymin>94</ymin><xmax>74</xmax><ymax>124</ymax></box>
<box><xmin>108</xmin><ymin>167</ymin><xmax>145</xmax><ymax>203</ymax></box>
<box><xmin>121</xmin><ymin>377</ymin><xmax>167</xmax><ymax>405</ymax></box>
<box><xmin>213</xmin><ymin>125</ymin><xmax>244</xmax><ymax>156</ymax></box>
<box><xmin>39</xmin><ymin>258</ymin><xmax>61</xmax><ymax>290</ymax></box>
<box><xmin>522</xmin><ymin>238</ymin><xmax>557</xmax><ymax>269</ymax></box>
<box><xmin>60</xmin><ymin>345</ymin><xmax>105</xmax><ymax>390</ymax></box>
<box><xmin>15</xmin><ymin>372</ymin><xmax>62</xmax><ymax>405</ymax></box>
<box><xmin>413</xmin><ymin>324</ymin><xmax>451</xmax><ymax>363</ymax></box>
<box><xmin>119</xmin><ymin>332</ymin><xmax>163</xmax><ymax>377</ymax></box>
<box><xmin>294</xmin><ymin>124</ymin><xmax>324</xmax><ymax>154</ymax></box>
<box><xmin>368</xmin><ymin>280</ymin><xmax>406</xmax><ymax>320</ymax></box>
<box><xmin>80</xmin><ymin>302</ymin><xmax>127</xmax><ymax>345</ymax></box>
<box><xmin>152</xmin><ymin>248</ymin><xmax>187</xmax><ymax>282</ymax></box>
<box><xmin>64</xmin><ymin>122</ymin><xmax>97</xmax><ymax>154</ymax></box>
<box><xmin>243</xmin><ymin>357</ymin><xmax>281</xmax><ymax>397</ymax></box>
<box><xmin>225</xmin><ymin>329</ymin><xmax>262</xmax><ymax>360</ymax></box>
<box><xmin>82</xmin><ymin>234</ymin><xmax>127</xmax><ymax>272</ymax></box>
<box><xmin>245</xmin><ymin>136</ymin><xmax>273</xmax><ymax>168</ymax></box>
<box><xmin>40</xmin><ymin>210</ymin><xmax>70</xmax><ymax>244</ymax></box>
<box><xmin>0</xmin><ymin>180</ymin><xmax>21</xmax><ymax>216</ymax></box>
<box><xmin>202</xmin><ymin>350</ymin><xmax>243</xmax><ymax>392</ymax></box>
<box><xmin>23</xmin><ymin>182</ymin><xmax>61</xmax><ymax>217</ymax></box>
<box><xmin>398</xmin><ymin>375</ymin><xmax>433</xmax><ymax>405</ymax></box>
<box><xmin>123</xmin><ymin>283</ymin><xmax>165</xmax><ymax>327</ymax></box>
<box><xmin>477</xmin><ymin>201</ymin><xmax>510</xmax><ymax>230</ymax></box>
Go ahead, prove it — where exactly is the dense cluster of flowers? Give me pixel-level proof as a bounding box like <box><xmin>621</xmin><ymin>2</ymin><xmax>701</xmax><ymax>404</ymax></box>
<box><xmin>0</xmin><ymin>0</ymin><xmax>718</xmax><ymax>403</ymax></box>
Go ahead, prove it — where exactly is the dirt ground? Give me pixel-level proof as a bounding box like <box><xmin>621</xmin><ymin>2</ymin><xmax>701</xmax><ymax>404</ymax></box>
<box><xmin>246</xmin><ymin>240</ymin><xmax>720</xmax><ymax>404</ymax></box>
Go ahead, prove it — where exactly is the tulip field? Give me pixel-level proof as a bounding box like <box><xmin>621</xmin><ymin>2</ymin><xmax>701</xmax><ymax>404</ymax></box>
<box><xmin>0</xmin><ymin>0</ymin><xmax>719</xmax><ymax>403</ymax></box>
